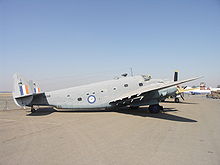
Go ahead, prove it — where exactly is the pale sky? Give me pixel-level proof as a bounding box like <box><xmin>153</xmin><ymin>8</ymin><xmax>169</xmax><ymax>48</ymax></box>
<box><xmin>1</xmin><ymin>0</ymin><xmax>220</xmax><ymax>91</ymax></box>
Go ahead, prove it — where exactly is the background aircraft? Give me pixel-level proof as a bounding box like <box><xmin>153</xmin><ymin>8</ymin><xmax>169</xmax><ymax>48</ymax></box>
<box><xmin>13</xmin><ymin>73</ymin><xmax>200</xmax><ymax>114</ymax></box>
<box><xmin>183</xmin><ymin>82</ymin><xmax>211</xmax><ymax>95</ymax></box>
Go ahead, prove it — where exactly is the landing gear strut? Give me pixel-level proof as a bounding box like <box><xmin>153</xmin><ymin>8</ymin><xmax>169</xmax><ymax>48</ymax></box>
<box><xmin>149</xmin><ymin>104</ymin><xmax>163</xmax><ymax>113</ymax></box>
<box><xmin>31</xmin><ymin>106</ymin><xmax>36</xmax><ymax>113</ymax></box>
<box><xmin>129</xmin><ymin>106</ymin><xmax>139</xmax><ymax>110</ymax></box>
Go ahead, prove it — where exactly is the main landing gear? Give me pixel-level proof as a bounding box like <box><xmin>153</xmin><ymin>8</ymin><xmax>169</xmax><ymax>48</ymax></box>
<box><xmin>149</xmin><ymin>104</ymin><xmax>164</xmax><ymax>113</ymax></box>
<box><xmin>174</xmin><ymin>97</ymin><xmax>180</xmax><ymax>103</ymax></box>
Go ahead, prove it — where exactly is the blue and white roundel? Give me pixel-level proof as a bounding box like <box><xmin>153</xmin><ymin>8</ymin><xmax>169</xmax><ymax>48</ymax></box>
<box><xmin>87</xmin><ymin>95</ymin><xmax>96</xmax><ymax>104</ymax></box>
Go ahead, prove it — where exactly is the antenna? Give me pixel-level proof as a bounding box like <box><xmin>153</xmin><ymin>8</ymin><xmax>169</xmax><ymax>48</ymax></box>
<box><xmin>130</xmin><ymin>67</ymin><xmax>133</xmax><ymax>77</ymax></box>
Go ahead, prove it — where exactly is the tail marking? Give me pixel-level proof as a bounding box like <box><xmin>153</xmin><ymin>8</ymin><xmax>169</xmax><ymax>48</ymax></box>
<box><xmin>34</xmin><ymin>87</ymin><xmax>41</xmax><ymax>93</ymax></box>
<box><xmin>19</xmin><ymin>84</ymin><xmax>29</xmax><ymax>96</ymax></box>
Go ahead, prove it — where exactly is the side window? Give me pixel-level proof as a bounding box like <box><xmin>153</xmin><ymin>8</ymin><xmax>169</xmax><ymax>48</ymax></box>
<box><xmin>77</xmin><ymin>97</ymin><xmax>82</xmax><ymax>101</ymax></box>
<box><xmin>124</xmin><ymin>84</ymin><xmax>128</xmax><ymax>87</ymax></box>
<box><xmin>139</xmin><ymin>83</ymin><xmax>143</xmax><ymax>87</ymax></box>
<box><xmin>113</xmin><ymin>87</ymin><xmax>117</xmax><ymax>90</ymax></box>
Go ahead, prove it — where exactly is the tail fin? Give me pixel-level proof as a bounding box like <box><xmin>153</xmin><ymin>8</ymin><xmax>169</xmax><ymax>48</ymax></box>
<box><xmin>33</xmin><ymin>81</ymin><xmax>41</xmax><ymax>94</ymax></box>
<box><xmin>13</xmin><ymin>73</ymin><xmax>33</xmax><ymax>98</ymax></box>
<box><xmin>12</xmin><ymin>73</ymin><xmax>41</xmax><ymax>107</ymax></box>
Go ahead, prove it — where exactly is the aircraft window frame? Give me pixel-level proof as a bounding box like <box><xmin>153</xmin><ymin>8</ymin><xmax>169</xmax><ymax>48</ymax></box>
<box><xmin>124</xmin><ymin>84</ymin><xmax>128</xmax><ymax>87</ymax></box>
<box><xmin>139</xmin><ymin>83</ymin><xmax>143</xmax><ymax>87</ymax></box>
<box><xmin>77</xmin><ymin>97</ymin><xmax>82</xmax><ymax>101</ymax></box>
<box><xmin>142</xmin><ymin>75</ymin><xmax>151</xmax><ymax>81</ymax></box>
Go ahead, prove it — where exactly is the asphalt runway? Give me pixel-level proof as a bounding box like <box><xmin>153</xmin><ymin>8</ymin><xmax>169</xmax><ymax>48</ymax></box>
<box><xmin>0</xmin><ymin>96</ymin><xmax>220</xmax><ymax>165</ymax></box>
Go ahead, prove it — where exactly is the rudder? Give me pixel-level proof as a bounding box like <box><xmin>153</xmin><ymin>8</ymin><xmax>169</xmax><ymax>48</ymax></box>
<box><xmin>13</xmin><ymin>73</ymin><xmax>34</xmax><ymax>107</ymax></box>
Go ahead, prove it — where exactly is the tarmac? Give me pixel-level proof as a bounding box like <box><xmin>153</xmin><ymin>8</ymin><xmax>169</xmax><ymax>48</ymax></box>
<box><xmin>0</xmin><ymin>94</ymin><xmax>220</xmax><ymax>165</ymax></box>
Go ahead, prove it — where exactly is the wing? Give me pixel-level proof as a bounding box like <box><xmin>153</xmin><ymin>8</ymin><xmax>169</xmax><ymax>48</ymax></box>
<box><xmin>109</xmin><ymin>76</ymin><xmax>202</xmax><ymax>106</ymax></box>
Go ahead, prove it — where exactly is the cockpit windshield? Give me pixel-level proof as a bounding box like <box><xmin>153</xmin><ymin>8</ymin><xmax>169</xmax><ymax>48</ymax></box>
<box><xmin>142</xmin><ymin>75</ymin><xmax>151</xmax><ymax>81</ymax></box>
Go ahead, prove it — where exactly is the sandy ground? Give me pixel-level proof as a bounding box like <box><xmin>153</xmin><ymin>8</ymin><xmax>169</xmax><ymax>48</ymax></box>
<box><xmin>0</xmin><ymin>93</ymin><xmax>22</xmax><ymax>110</ymax></box>
<box><xmin>0</xmin><ymin>96</ymin><xmax>220</xmax><ymax>165</ymax></box>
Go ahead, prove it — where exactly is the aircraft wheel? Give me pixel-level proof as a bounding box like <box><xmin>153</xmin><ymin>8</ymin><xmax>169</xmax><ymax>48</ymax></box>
<box><xmin>174</xmin><ymin>98</ymin><xmax>180</xmax><ymax>103</ymax></box>
<box><xmin>149</xmin><ymin>104</ymin><xmax>162</xmax><ymax>113</ymax></box>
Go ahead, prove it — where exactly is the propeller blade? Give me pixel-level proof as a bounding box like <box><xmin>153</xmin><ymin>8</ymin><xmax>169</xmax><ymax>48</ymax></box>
<box><xmin>181</xmin><ymin>93</ymin><xmax>185</xmax><ymax>100</ymax></box>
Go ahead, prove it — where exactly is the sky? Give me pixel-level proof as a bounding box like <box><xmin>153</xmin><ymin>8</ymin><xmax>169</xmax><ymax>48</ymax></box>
<box><xmin>1</xmin><ymin>0</ymin><xmax>220</xmax><ymax>91</ymax></box>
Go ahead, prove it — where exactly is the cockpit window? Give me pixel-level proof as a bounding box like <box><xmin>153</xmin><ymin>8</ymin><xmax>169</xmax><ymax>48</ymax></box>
<box><xmin>142</xmin><ymin>75</ymin><xmax>151</xmax><ymax>81</ymax></box>
<box><xmin>139</xmin><ymin>83</ymin><xmax>143</xmax><ymax>87</ymax></box>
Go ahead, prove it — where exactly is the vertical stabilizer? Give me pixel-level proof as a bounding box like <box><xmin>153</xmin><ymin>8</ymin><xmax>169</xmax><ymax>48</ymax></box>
<box><xmin>13</xmin><ymin>73</ymin><xmax>33</xmax><ymax>98</ymax></box>
<box><xmin>12</xmin><ymin>73</ymin><xmax>34</xmax><ymax>107</ymax></box>
<box><xmin>33</xmin><ymin>81</ymin><xmax>41</xmax><ymax>94</ymax></box>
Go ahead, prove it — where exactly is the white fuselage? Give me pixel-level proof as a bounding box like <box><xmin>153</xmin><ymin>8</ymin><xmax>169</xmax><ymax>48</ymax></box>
<box><xmin>44</xmin><ymin>75</ymin><xmax>176</xmax><ymax>109</ymax></box>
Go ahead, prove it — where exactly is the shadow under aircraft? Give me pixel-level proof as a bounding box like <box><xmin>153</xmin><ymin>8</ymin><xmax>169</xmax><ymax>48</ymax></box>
<box><xmin>27</xmin><ymin>107</ymin><xmax>197</xmax><ymax>123</ymax></box>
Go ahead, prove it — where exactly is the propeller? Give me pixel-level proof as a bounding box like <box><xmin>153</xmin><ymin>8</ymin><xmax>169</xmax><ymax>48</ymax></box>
<box><xmin>177</xmin><ymin>87</ymin><xmax>185</xmax><ymax>100</ymax></box>
<box><xmin>180</xmin><ymin>92</ymin><xmax>185</xmax><ymax>100</ymax></box>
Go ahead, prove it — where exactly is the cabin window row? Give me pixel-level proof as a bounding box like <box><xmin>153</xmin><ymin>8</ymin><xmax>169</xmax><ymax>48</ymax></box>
<box><xmin>66</xmin><ymin>83</ymin><xmax>143</xmax><ymax>100</ymax></box>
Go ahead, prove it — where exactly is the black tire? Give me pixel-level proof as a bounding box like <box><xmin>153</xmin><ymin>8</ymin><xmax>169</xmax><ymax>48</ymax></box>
<box><xmin>174</xmin><ymin>98</ymin><xmax>180</xmax><ymax>103</ymax></box>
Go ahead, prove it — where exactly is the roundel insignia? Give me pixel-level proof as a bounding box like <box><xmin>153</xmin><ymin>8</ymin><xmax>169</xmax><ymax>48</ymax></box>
<box><xmin>87</xmin><ymin>95</ymin><xmax>96</xmax><ymax>104</ymax></box>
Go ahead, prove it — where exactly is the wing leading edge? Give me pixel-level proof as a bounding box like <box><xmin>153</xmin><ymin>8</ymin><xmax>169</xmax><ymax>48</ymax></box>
<box><xmin>109</xmin><ymin>76</ymin><xmax>202</xmax><ymax>106</ymax></box>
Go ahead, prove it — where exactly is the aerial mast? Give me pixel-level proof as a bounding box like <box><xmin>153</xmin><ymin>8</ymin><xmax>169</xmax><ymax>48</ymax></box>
<box><xmin>130</xmin><ymin>67</ymin><xmax>133</xmax><ymax>77</ymax></box>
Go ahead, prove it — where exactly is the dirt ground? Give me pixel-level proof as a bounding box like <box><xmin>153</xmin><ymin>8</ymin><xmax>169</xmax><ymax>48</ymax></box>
<box><xmin>0</xmin><ymin>96</ymin><xmax>220</xmax><ymax>165</ymax></box>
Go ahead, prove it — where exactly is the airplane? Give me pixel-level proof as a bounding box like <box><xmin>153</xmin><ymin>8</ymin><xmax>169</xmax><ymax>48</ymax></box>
<box><xmin>183</xmin><ymin>82</ymin><xmax>211</xmax><ymax>95</ymax></box>
<box><xmin>12</xmin><ymin>73</ymin><xmax>201</xmax><ymax>114</ymax></box>
<box><xmin>184</xmin><ymin>88</ymin><xmax>211</xmax><ymax>95</ymax></box>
